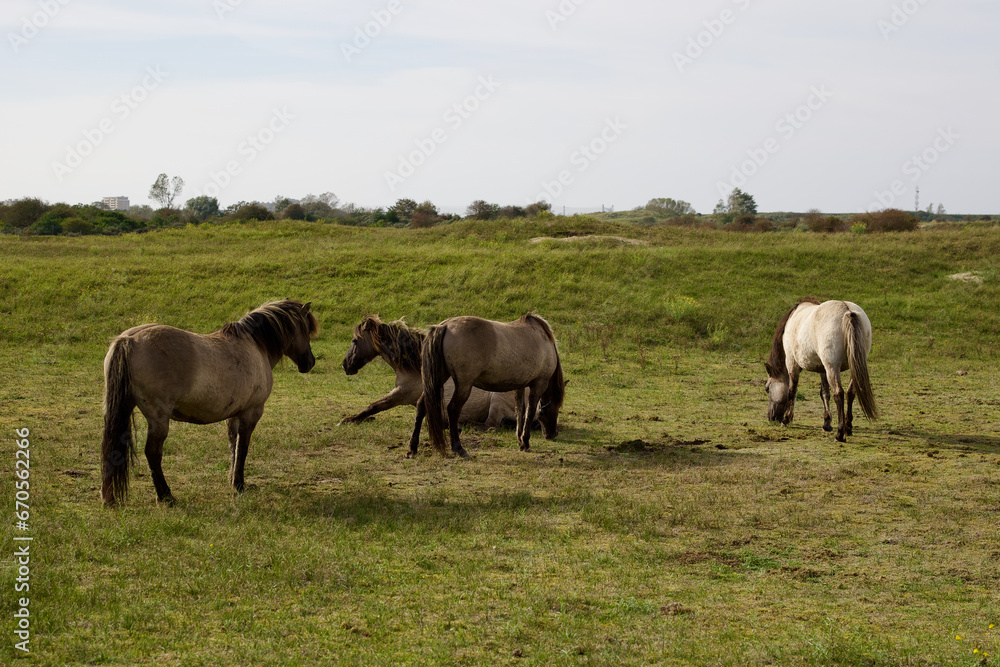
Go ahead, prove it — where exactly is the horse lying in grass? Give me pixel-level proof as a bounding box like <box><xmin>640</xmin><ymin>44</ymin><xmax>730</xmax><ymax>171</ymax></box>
<box><xmin>340</xmin><ymin>315</ymin><xmax>522</xmax><ymax>427</ymax></box>
<box><xmin>101</xmin><ymin>299</ymin><xmax>319</xmax><ymax>507</ymax></box>
<box><xmin>765</xmin><ymin>299</ymin><xmax>878</xmax><ymax>442</ymax></box>
<box><xmin>410</xmin><ymin>313</ymin><xmax>565</xmax><ymax>458</ymax></box>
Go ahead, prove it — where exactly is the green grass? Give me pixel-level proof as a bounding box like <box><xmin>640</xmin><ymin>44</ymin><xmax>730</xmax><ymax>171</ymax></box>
<box><xmin>2</xmin><ymin>218</ymin><xmax>999</xmax><ymax>665</ymax></box>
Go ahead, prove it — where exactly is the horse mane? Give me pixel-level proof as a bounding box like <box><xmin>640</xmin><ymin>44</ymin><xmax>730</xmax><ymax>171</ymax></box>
<box><xmin>356</xmin><ymin>314</ymin><xmax>426</xmax><ymax>372</ymax></box>
<box><xmin>220</xmin><ymin>299</ymin><xmax>319</xmax><ymax>356</ymax></box>
<box><xmin>766</xmin><ymin>298</ymin><xmax>821</xmax><ymax>379</ymax></box>
<box><xmin>520</xmin><ymin>312</ymin><xmax>556</xmax><ymax>344</ymax></box>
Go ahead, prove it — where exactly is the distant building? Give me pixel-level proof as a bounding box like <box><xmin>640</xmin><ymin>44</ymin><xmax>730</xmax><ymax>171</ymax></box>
<box><xmin>102</xmin><ymin>196</ymin><xmax>129</xmax><ymax>211</ymax></box>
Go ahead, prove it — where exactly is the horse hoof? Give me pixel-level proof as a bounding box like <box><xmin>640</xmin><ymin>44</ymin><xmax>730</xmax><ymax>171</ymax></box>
<box><xmin>519</xmin><ymin>444</ymin><xmax>530</xmax><ymax>452</ymax></box>
<box><xmin>455</xmin><ymin>448</ymin><xmax>470</xmax><ymax>459</ymax></box>
<box><xmin>835</xmin><ymin>433</ymin><xmax>846</xmax><ymax>443</ymax></box>
<box><xmin>823</xmin><ymin>423</ymin><xmax>833</xmax><ymax>432</ymax></box>
<box><xmin>159</xmin><ymin>494</ymin><xmax>176</xmax><ymax>506</ymax></box>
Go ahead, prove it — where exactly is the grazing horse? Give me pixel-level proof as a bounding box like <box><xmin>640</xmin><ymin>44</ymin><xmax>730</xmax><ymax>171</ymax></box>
<box><xmin>101</xmin><ymin>299</ymin><xmax>319</xmax><ymax>507</ymax></box>
<box><xmin>410</xmin><ymin>314</ymin><xmax>565</xmax><ymax>458</ymax></box>
<box><xmin>765</xmin><ymin>299</ymin><xmax>878</xmax><ymax>442</ymax></box>
<box><xmin>340</xmin><ymin>315</ymin><xmax>520</xmax><ymax>427</ymax></box>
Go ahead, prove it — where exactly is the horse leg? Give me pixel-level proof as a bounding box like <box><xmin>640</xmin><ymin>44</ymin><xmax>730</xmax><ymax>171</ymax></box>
<box><xmin>519</xmin><ymin>385</ymin><xmax>543</xmax><ymax>452</ymax></box>
<box><xmin>819</xmin><ymin>374</ymin><xmax>833</xmax><ymax>432</ymax></box>
<box><xmin>827</xmin><ymin>369</ymin><xmax>847</xmax><ymax>442</ymax></box>
<box><xmin>446</xmin><ymin>385</ymin><xmax>473</xmax><ymax>458</ymax></box>
<box><xmin>227</xmin><ymin>416</ymin><xmax>242</xmax><ymax>485</ymax></box>
<box><xmin>230</xmin><ymin>407</ymin><xmax>263</xmax><ymax>493</ymax></box>
<box><xmin>514</xmin><ymin>388</ymin><xmax>526</xmax><ymax>444</ymax></box>
<box><xmin>407</xmin><ymin>395</ymin><xmax>426</xmax><ymax>458</ymax></box>
<box><xmin>782</xmin><ymin>367</ymin><xmax>801</xmax><ymax>425</ymax></box>
<box><xmin>144</xmin><ymin>417</ymin><xmax>174</xmax><ymax>504</ymax></box>
<box><xmin>342</xmin><ymin>385</ymin><xmax>418</xmax><ymax>424</ymax></box>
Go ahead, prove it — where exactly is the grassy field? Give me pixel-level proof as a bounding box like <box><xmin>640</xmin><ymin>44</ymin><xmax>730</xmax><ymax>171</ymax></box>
<box><xmin>1</xmin><ymin>218</ymin><xmax>999</xmax><ymax>665</ymax></box>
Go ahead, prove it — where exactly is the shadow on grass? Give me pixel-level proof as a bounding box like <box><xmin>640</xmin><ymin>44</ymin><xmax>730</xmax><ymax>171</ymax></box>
<box><xmin>885</xmin><ymin>428</ymin><xmax>1000</xmax><ymax>454</ymax></box>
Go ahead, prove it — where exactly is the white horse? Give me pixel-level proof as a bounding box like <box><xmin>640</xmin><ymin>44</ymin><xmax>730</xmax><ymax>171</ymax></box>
<box><xmin>764</xmin><ymin>299</ymin><xmax>878</xmax><ymax>442</ymax></box>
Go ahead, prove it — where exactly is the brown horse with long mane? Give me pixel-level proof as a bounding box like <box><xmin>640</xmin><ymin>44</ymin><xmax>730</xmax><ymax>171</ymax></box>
<box><xmin>765</xmin><ymin>299</ymin><xmax>877</xmax><ymax>442</ymax></box>
<box><xmin>340</xmin><ymin>315</ymin><xmax>520</xmax><ymax>427</ymax></box>
<box><xmin>101</xmin><ymin>299</ymin><xmax>319</xmax><ymax>506</ymax></box>
<box><xmin>410</xmin><ymin>313</ymin><xmax>565</xmax><ymax>458</ymax></box>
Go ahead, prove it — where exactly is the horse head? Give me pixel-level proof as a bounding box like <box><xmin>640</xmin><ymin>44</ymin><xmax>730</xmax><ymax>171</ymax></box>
<box><xmin>286</xmin><ymin>301</ymin><xmax>318</xmax><ymax>373</ymax></box>
<box><xmin>538</xmin><ymin>366</ymin><xmax>566</xmax><ymax>439</ymax></box>
<box><xmin>764</xmin><ymin>362</ymin><xmax>788</xmax><ymax>422</ymax></box>
<box><xmin>342</xmin><ymin>316</ymin><xmax>379</xmax><ymax>375</ymax></box>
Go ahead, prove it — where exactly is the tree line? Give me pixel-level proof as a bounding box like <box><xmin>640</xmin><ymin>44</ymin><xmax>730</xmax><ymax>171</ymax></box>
<box><xmin>1</xmin><ymin>175</ymin><xmax>927</xmax><ymax>236</ymax></box>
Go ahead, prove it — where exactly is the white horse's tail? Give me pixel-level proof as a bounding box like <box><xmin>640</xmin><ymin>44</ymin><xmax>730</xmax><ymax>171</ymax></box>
<box><xmin>843</xmin><ymin>311</ymin><xmax>878</xmax><ymax>420</ymax></box>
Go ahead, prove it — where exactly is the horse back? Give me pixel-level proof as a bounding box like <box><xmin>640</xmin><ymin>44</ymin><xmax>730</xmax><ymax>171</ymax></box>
<box><xmin>114</xmin><ymin>324</ymin><xmax>273</xmax><ymax>423</ymax></box>
<box><xmin>439</xmin><ymin>316</ymin><xmax>559</xmax><ymax>391</ymax></box>
<box><xmin>786</xmin><ymin>301</ymin><xmax>870</xmax><ymax>372</ymax></box>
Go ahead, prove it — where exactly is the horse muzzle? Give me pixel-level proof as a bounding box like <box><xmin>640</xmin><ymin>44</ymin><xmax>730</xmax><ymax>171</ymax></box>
<box><xmin>298</xmin><ymin>354</ymin><xmax>316</xmax><ymax>373</ymax></box>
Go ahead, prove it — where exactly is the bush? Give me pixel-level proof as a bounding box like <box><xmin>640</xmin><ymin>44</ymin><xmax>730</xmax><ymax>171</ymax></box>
<box><xmin>1</xmin><ymin>198</ymin><xmax>48</xmax><ymax>229</ymax></box>
<box><xmin>466</xmin><ymin>200</ymin><xmax>499</xmax><ymax>220</ymax></box>
<box><xmin>151</xmin><ymin>207</ymin><xmax>182</xmax><ymax>227</ymax></box>
<box><xmin>849</xmin><ymin>209</ymin><xmax>918</xmax><ymax>233</ymax></box>
<box><xmin>280</xmin><ymin>203</ymin><xmax>307</xmax><ymax>220</ymax></box>
<box><xmin>805</xmin><ymin>210</ymin><xmax>848</xmax><ymax>233</ymax></box>
<box><xmin>227</xmin><ymin>203</ymin><xmax>274</xmax><ymax>222</ymax></box>
<box><xmin>28</xmin><ymin>217</ymin><xmax>63</xmax><ymax>235</ymax></box>
<box><xmin>525</xmin><ymin>201</ymin><xmax>552</xmax><ymax>217</ymax></box>
<box><xmin>63</xmin><ymin>217</ymin><xmax>94</xmax><ymax>235</ymax></box>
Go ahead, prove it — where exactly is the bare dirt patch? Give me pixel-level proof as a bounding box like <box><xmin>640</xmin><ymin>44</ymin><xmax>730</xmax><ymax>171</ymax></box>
<box><xmin>948</xmin><ymin>272</ymin><xmax>984</xmax><ymax>284</ymax></box>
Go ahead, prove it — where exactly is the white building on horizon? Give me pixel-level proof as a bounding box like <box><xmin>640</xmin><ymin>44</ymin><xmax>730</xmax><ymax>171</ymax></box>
<box><xmin>102</xmin><ymin>196</ymin><xmax>129</xmax><ymax>211</ymax></box>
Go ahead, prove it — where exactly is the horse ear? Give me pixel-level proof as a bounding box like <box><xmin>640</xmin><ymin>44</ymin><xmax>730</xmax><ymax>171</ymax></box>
<box><xmin>764</xmin><ymin>362</ymin><xmax>774</xmax><ymax>377</ymax></box>
<box><xmin>302</xmin><ymin>302</ymin><xmax>312</xmax><ymax>313</ymax></box>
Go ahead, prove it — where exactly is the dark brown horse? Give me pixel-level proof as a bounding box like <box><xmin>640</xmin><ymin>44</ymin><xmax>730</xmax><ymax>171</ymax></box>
<box><xmin>101</xmin><ymin>299</ymin><xmax>319</xmax><ymax>506</ymax></box>
<box><xmin>409</xmin><ymin>314</ymin><xmax>565</xmax><ymax>458</ymax></box>
<box><xmin>765</xmin><ymin>299</ymin><xmax>877</xmax><ymax>442</ymax></box>
<box><xmin>340</xmin><ymin>315</ymin><xmax>519</xmax><ymax>426</ymax></box>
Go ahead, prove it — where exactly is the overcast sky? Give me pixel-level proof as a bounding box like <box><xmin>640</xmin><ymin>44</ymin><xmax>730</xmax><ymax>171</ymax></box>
<box><xmin>2</xmin><ymin>0</ymin><xmax>997</xmax><ymax>214</ymax></box>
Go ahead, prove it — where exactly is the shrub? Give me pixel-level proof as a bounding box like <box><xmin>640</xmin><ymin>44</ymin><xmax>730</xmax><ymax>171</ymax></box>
<box><xmin>281</xmin><ymin>203</ymin><xmax>307</xmax><ymax>220</ymax></box>
<box><xmin>28</xmin><ymin>217</ymin><xmax>63</xmax><ymax>235</ymax></box>
<box><xmin>227</xmin><ymin>203</ymin><xmax>274</xmax><ymax>222</ymax></box>
<box><xmin>63</xmin><ymin>217</ymin><xmax>94</xmax><ymax>235</ymax></box>
<box><xmin>805</xmin><ymin>210</ymin><xmax>848</xmax><ymax>233</ymax></box>
<box><xmin>1</xmin><ymin>198</ymin><xmax>48</xmax><ymax>229</ymax></box>
<box><xmin>849</xmin><ymin>209</ymin><xmax>918</xmax><ymax>233</ymax></box>
<box><xmin>151</xmin><ymin>207</ymin><xmax>182</xmax><ymax>227</ymax></box>
<box><xmin>525</xmin><ymin>201</ymin><xmax>552</xmax><ymax>217</ymax></box>
<box><xmin>466</xmin><ymin>200</ymin><xmax>499</xmax><ymax>220</ymax></box>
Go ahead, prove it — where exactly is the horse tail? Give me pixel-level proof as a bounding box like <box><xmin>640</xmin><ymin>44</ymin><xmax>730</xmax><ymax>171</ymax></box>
<box><xmin>421</xmin><ymin>325</ymin><xmax>449</xmax><ymax>454</ymax></box>
<box><xmin>843</xmin><ymin>311</ymin><xmax>878</xmax><ymax>421</ymax></box>
<box><xmin>101</xmin><ymin>337</ymin><xmax>136</xmax><ymax>506</ymax></box>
